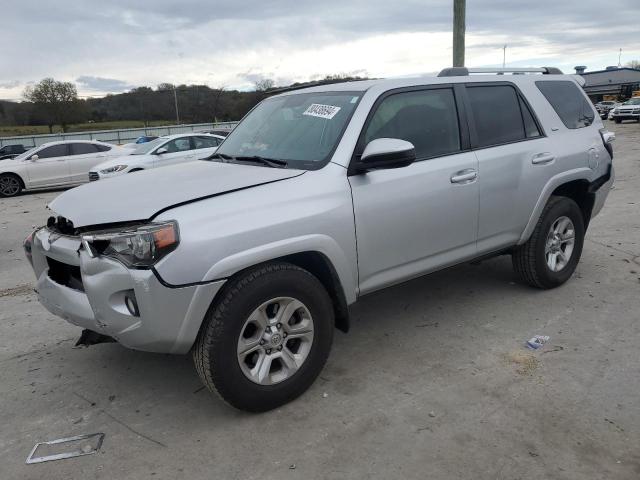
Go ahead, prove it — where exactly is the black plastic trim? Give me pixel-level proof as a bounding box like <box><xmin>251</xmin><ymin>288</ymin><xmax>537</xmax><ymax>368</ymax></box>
<box><xmin>587</xmin><ymin>165</ymin><xmax>612</xmax><ymax>194</ymax></box>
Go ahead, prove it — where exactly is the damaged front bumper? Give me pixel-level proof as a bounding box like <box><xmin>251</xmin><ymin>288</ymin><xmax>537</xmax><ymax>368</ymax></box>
<box><xmin>29</xmin><ymin>228</ymin><xmax>224</xmax><ymax>354</ymax></box>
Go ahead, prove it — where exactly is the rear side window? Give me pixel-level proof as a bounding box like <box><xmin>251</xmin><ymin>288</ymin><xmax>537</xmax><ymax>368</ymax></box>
<box><xmin>536</xmin><ymin>80</ymin><xmax>595</xmax><ymax>129</ymax></box>
<box><xmin>38</xmin><ymin>144</ymin><xmax>68</xmax><ymax>158</ymax></box>
<box><xmin>70</xmin><ymin>143</ymin><xmax>99</xmax><ymax>155</ymax></box>
<box><xmin>519</xmin><ymin>97</ymin><xmax>541</xmax><ymax>138</ymax></box>
<box><xmin>194</xmin><ymin>136</ymin><xmax>220</xmax><ymax>149</ymax></box>
<box><xmin>363</xmin><ymin>88</ymin><xmax>461</xmax><ymax>159</ymax></box>
<box><xmin>95</xmin><ymin>144</ymin><xmax>111</xmax><ymax>152</ymax></box>
<box><xmin>467</xmin><ymin>85</ymin><xmax>526</xmax><ymax>147</ymax></box>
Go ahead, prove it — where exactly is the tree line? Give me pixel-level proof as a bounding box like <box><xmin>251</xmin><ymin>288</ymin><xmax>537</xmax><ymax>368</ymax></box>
<box><xmin>0</xmin><ymin>74</ymin><xmax>368</xmax><ymax>133</ymax></box>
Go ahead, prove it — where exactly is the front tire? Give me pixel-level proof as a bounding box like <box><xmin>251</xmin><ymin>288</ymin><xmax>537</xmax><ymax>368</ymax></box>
<box><xmin>0</xmin><ymin>173</ymin><xmax>23</xmax><ymax>197</ymax></box>
<box><xmin>614</xmin><ymin>118</ymin><xmax>622</xmax><ymax>124</ymax></box>
<box><xmin>512</xmin><ymin>196</ymin><xmax>585</xmax><ymax>289</ymax></box>
<box><xmin>192</xmin><ymin>262</ymin><xmax>334</xmax><ymax>412</ymax></box>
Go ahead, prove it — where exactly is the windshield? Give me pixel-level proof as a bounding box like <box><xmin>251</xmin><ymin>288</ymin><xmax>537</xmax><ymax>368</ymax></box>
<box><xmin>132</xmin><ymin>137</ymin><xmax>167</xmax><ymax>155</ymax></box>
<box><xmin>14</xmin><ymin>145</ymin><xmax>40</xmax><ymax>161</ymax></box>
<box><xmin>216</xmin><ymin>91</ymin><xmax>361</xmax><ymax>169</ymax></box>
<box><xmin>623</xmin><ymin>98</ymin><xmax>640</xmax><ymax>105</ymax></box>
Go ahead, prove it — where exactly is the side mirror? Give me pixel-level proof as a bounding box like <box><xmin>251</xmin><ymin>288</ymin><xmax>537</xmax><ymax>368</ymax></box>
<box><xmin>352</xmin><ymin>138</ymin><xmax>416</xmax><ymax>174</ymax></box>
<box><xmin>30</xmin><ymin>154</ymin><xmax>39</xmax><ymax>161</ymax></box>
<box><xmin>156</xmin><ymin>147</ymin><xmax>168</xmax><ymax>155</ymax></box>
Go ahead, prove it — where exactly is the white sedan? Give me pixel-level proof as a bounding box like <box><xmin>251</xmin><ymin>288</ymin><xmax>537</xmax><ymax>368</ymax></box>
<box><xmin>89</xmin><ymin>133</ymin><xmax>224</xmax><ymax>181</ymax></box>
<box><xmin>0</xmin><ymin>140</ymin><xmax>129</xmax><ymax>197</ymax></box>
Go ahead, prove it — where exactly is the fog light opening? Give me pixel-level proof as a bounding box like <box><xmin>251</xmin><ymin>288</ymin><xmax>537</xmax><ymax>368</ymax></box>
<box><xmin>124</xmin><ymin>292</ymin><xmax>140</xmax><ymax>317</ymax></box>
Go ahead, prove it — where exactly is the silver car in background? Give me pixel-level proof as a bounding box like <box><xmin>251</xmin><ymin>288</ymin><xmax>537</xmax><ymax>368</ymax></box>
<box><xmin>25</xmin><ymin>67</ymin><xmax>614</xmax><ymax>412</ymax></box>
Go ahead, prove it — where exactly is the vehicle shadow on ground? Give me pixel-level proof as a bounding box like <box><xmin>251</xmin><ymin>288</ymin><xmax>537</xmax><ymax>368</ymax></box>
<box><xmin>58</xmin><ymin>254</ymin><xmax>530</xmax><ymax>418</ymax></box>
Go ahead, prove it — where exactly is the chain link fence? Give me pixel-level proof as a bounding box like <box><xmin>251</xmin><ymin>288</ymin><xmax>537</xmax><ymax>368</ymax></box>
<box><xmin>0</xmin><ymin>121</ymin><xmax>238</xmax><ymax>148</ymax></box>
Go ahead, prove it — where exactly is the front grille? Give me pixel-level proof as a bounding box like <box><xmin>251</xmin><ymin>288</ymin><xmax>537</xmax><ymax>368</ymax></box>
<box><xmin>88</xmin><ymin>172</ymin><xmax>99</xmax><ymax>181</ymax></box>
<box><xmin>47</xmin><ymin>257</ymin><xmax>84</xmax><ymax>291</ymax></box>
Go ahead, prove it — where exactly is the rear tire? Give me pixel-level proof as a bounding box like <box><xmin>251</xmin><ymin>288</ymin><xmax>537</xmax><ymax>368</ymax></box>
<box><xmin>512</xmin><ymin>196</ymin><xmax>585</xmax><ymax>289</ymax></box>
<box><xmin>192</xmin><ymin>262</ymin><xmax>334</xmax><ymax>412</ymax></box>
<box><xmin>614</xmin><ymin>118</ymin><xmax>622</xmax><ymax>124</ymax></box>
<box><xmin>0</xmin><ymin>173</ymin><xmax>23</xmax><ymax>197</ymax></box>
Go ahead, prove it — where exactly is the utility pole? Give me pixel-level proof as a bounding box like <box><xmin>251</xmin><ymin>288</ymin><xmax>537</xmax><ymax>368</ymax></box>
<box><xmin>502</xmin><ymin>44</ymin><xmax>507</xmax><ymax>68</ymax></box>
<box><xmin>173</xmin><ymin>86</ymin><xmax>180</xmax><ymax>124</ymax></box>
<box><xmin>453</xmin><ymin>0</ymin><xmax>466</xmax><ymax>67</ymax></box>
<box><xmin>618</xmin><ymin>48</ymin><xmax>622</xmax><ymax>68</ymax></box>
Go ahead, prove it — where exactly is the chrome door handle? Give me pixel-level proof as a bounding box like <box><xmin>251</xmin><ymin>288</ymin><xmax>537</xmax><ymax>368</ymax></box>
<box><xmin>532</xmin><ymin>153</ymin><xmax>555</xmax><ymax>165</ymax></box>
<box><xmin>450</xmin><ymin>169</ymin><xmax>477</xmax><ymax>184</ymax></box>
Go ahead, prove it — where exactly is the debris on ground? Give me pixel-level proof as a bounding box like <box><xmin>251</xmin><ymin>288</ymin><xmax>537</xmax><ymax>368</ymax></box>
<box><xmin>322</xmin><ymin>392</ymin><xmax>328</xmax><ymax>398</ymax></box>
<box><xmin>289</xmin><ymin>464</ymin><xmax>296</xmax><ymax>470</ymax></box>
<box><xmin>503</xmin><ymin>351</ymin><xmax>540</xmax><ymax>376</ymax></box>
<box><xmin>428</xmin><ymin>411</ymin><xmax>436</xmax><ymax>418</ymax></box>
<box><xmin>26</xmin><ymin>433</ymin><xmax>105</xmax><ymax>464</ymax></box>
<box><xmin>526</xmin><ymin>335</ymin><xmax>550</xmax><ymax>350</ymax></box>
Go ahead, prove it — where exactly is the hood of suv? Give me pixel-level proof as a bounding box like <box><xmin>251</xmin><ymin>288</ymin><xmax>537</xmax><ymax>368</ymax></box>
<box><xmin>49</xmin><ymin>161</ymin><xmax>305</xmax><ymax>228</ymax></box>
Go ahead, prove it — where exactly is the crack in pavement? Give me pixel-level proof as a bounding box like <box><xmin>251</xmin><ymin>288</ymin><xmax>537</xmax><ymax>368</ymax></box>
<box><xmin>73</xmin><ymin>391</ymin><xmax>167</xmax><ymax>448</ymax></box>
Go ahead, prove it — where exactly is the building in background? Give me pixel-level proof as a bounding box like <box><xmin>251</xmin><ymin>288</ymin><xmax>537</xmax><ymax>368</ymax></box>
<box><xmin>576</xmin><ymin>66</ymin><xmax>640</xmax><ymax>102</ymax></box>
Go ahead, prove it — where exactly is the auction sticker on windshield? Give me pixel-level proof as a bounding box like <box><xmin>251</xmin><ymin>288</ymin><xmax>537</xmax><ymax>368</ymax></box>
<box><xmin>303</xmin><ymin>104</ymin><xmax>341</xmax><ymax>119</ymax></box>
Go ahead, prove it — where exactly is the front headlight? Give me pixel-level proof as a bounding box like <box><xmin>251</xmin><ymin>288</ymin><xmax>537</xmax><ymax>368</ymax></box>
<box><xmin>82</xmin><ymin>221</ymin><xmax>179</xmax><ymax>267</ymax></box>
<box><xmin>100</xmin><ymin>165</ymin><xmax>128</xmax><ymax>174</ymax></box>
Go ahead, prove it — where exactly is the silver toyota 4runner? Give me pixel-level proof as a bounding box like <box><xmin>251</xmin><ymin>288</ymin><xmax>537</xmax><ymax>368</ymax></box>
<box><xmin>25</xmin><ymin>67</ymin><xmax>614</xmax><ymax>412</ymax></box>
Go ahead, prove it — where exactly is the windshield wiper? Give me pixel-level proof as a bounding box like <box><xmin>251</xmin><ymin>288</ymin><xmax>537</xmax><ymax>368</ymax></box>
<box><xmin>203</xmin><ymin>152</ymin><xmax>235</xmax><ymax>161</ymax></box>
<box><xmin>203</xmin><ymin>152</ymin><xmax>288</xmax><ymax>168</ymax></box>
<box><xmin>234</xmin><ymin>156</ymin><xmax>288</xmax><ymax>168</ymax></box>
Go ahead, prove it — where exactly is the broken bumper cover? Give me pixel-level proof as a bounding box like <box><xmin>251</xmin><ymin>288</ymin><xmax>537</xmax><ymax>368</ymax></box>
<box><xmin>30</xmin><ymin>228</ymin><xmax>224</xmax><ymax>354</ymax></box>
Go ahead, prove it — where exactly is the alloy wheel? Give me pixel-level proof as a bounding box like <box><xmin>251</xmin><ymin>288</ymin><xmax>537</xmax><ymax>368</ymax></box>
<box><xmin>237</xmin><ymin>297</ymin><xmax>314</xmax><ymax>385</ymax></box>
<box><xmin>545</xmin><ymin>216</ymin><xmax>575</xmax><ymax>272</ymax></box>
<box><xmin>0</xmin><ymin>176</ymin><xmax>20</xmax><ymax>196</ymax></box>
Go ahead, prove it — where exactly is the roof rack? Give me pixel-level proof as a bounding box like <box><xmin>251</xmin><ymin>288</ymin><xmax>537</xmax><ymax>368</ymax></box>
<box><xmin>438</xmin><ymin>67</ymin><xmax>563</xmax><ymax>77</ymax></box>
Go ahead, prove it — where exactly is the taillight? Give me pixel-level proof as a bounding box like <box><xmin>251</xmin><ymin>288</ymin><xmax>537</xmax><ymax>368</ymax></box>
<box><xmin>599</xmin><ymin>129</ymin><xmax>614</xmax><ymax>160</ymax></box>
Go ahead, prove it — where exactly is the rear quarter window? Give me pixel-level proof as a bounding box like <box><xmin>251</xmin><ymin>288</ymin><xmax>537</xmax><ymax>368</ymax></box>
<box><xmin>535</xmin><ymin>80</ymin><xmax>595</xmax><ymax>129</ymax></box>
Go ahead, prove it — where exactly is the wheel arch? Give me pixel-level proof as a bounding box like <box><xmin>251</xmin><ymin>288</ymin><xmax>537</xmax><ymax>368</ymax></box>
<box><xmin>518</xmin><ymin>168</ymin><xmax>594</xmax><ymax>244</ymax></box>
<box><xmin>203</xmin><ymin>250</ymin><xmax>351</xmax><ymax>334</ymax></box>
<box><xmin>551</xmin><ymin>179</ymin><xmax>595</xmax><ymax>227</ymax></box>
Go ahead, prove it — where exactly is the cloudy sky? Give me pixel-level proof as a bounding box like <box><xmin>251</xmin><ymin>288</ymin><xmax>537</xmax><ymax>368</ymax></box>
<box><xmin>1</xmin><ymin>0</ymin><xmax>639</xmax><ymax>100</ymax></box>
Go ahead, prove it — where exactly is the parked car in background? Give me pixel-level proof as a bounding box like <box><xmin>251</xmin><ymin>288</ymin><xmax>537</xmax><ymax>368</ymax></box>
<box><xmin>611</xmin><ymin>97</ymin><xmax>640</xmax><ymax>123</ymax></box>
<box><xmin>199</xmin><ymin>128</ymin><xmax>232</xmax><ymax>137</ymax></box>
<box><xmin>89</xmin><ymin>133</ymin><xmax>224</xmax><ymax>180</ymax></box>
<box><xmin>122</xmin><ymin>135</ymin><xmax>159</xmax><ymax>149</ymax></box>
<box><xmin>0</xmin><ymin>144</ymin><xmax>29</xmax><ymax>160</ymax></box>
<box><xmin>595</xmin><ymin>100</ymin><xmax>617</xmax><ymax>120</ymax></box>
<box><xmin>0</xmin><ymin>140</ymin><xmax>129</xmax><ymax>197</ymax></box>
<box><xmin>26</xmin><ymin>67</ymin><xmax>614</xmax><ymax>412</ymax></box>
<box><xmin>608</xmin><ymin>104</ymin><xmax>620</xmax><ymax>120</ymax></box>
